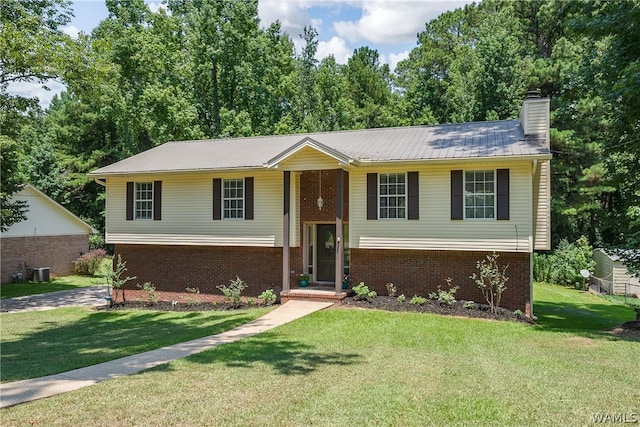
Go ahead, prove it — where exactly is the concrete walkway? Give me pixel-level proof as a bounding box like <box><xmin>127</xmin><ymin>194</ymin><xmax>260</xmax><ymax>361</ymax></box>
<box><xmin>0</xmin><ymin>300</ymin><xmax>332</xmax><ymax>408</ymax></box>
<box><xmin>0</xmin><ymin>286</ymin><xmax>110</xmax><ymax>313</ymax></box>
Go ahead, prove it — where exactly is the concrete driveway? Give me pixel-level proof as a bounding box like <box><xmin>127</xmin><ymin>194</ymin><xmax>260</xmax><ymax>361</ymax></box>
<box><xmin>0</xmin><ymin>286</ymin><xmax>110</xmax><ymax>313</ymax></box>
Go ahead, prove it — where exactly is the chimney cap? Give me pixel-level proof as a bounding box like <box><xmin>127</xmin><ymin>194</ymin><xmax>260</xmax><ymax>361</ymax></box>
<box><xmin>525</xmin><ymin>89</ymin><xmax>541</xmax><ymax>99</ymax></box>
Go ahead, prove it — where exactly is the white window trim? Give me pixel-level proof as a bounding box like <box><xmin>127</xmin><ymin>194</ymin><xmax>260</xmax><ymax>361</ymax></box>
<box><xmin>463</xmin><ymin>169</ymin><xmax>496</xmax><ymax>221</ymax></box>
<box><xmin>223</xmin><ymin>178</ymin><xmax>244</xmax><ymax>220</ymax></box>
<box><xmin>134</xmin><ymin>182</ymin><xmax>153</xmax><ymax>220</ymax></box>
<box><xmin>378</xmin><ymin>172</ymin><xmax>407</xmax><ymax>220</ymax></box>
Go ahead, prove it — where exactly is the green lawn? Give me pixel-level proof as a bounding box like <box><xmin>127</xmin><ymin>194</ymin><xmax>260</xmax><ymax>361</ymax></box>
<box><xmin>1</xmin><ymin>306</ymin><xmax>271</xmax><ymax>382</ymax></box>
<box><xmin>2</xmin><ymin>282</ymin><xmax>638</xmax><ymax>426</ymax></box>
<box><xmin>0</xmin><ymin>257</ymin><xmax>112</xmax><ymax>299</ymax></box>
<box><xmin>600</xmin><ymin>293</ymin><xmax>640</xmax><ymax>309</ymax></box>
<box><xmin>534</xmin><ymin>282</ymin><xmax>636</xmax><ymax>331</ymax></box>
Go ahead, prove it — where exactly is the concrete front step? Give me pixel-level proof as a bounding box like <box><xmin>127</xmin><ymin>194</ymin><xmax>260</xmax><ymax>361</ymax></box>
<box><xmin>280</xmin><ymin>288</ymin><xmax>347</xmax><ymax>304</ymax></box>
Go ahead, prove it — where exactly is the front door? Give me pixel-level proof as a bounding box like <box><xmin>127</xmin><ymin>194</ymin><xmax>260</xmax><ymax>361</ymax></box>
<box><xmin>316</xmin><ymin>224</ymin><xmax>336</xmax><ymax>282</ymax></box>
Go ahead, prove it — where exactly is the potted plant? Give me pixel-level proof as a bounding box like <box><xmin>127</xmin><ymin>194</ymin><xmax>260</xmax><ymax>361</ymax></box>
<box><xmin>342</xmin><ymin>274</ymin><xmax>352</xmax><ymax>290</ymax></box>
<box><xmin>298</xmin><ymin>273</ymin><xmax>310</xmax><ymax>287</ymax></box>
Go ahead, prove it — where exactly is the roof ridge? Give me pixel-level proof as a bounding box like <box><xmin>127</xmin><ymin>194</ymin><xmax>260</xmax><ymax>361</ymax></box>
<box><xmin>166</xmin><ymin>119</ymin><xmax>522</xmax><ymax>145</ymax></box>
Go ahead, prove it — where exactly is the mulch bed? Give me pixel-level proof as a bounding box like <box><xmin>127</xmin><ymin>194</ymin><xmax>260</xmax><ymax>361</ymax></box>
<box><xmin>96</xmin><ymin>295</ymin><xmax>640</xmax><ymax>339</ymax></box>
<box><xmin>97</xmin><ymin>295</ymin><xmax>532</xmax><ymax>324</ymax></box>
<box><xmin>340</xmin><ymin>295</ymin><xmax>535</xmax><ymax>324</ymax></box>
<box><xmin>96</xmin><ymin>300</ymin><xmax>264</xmax><ymax>312</ymax></box>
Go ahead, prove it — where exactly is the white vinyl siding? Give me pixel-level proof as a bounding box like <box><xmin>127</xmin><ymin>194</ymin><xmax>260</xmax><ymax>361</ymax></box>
<box><xmin>533</xmin><ymin>160</ymin><xmax>551</xmax><ymax>250</ymax></box>
<box><xmin>279</xmin><ymin>146</ymin><xmax>343</xmax><ymax>171</ymax></box>
<box><xmin>105</xmin><ymin>170</ymin><xmax>295</xmax><ymax>247</ymax></box>
<box><xmin>135</xmin><ymin>182</ymin><xmax>153</xmax><ymax>220</ymax></box>
<box><xmin>379</xmin><ymin>173</ymin><xmax>406</xmax><ymax>219</ymax></box>
<box><xmin>223</xmin><ymin>179</ymin><xmax>244</xmax><ymax>220</ymax></box>
<box><xmin>464</xmin><ymin>170</ymin><xmax>495</xmax><ymax>219</ymax></box>
<box><xmin>350</xmin><ymin>162</ymin><xmax>533</xmax><ymax>252</ymax></box>
<box><xmin>1</xmin><ymin>186</ymin><xmax>93</xmax><ymax>237</ymax></box>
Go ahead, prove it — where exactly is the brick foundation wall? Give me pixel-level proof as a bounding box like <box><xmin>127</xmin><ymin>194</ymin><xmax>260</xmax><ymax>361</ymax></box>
<box><xmin>1</xmin><ymin>234</ymin><xmax>89</xmax><ymax>283</ymax></box>
<box><xmin>350</xmin><ymin>249</ymin><xmax>531</xmax><ymax>314</ymax></box>
<box><xmin>115</xmin><ymin>245</ymin><xmax>283</xmax><ymax>296</ymax></box>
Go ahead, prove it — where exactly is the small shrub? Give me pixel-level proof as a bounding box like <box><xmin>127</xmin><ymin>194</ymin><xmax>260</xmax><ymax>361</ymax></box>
<box><xmin>137</xmin><ymin>282</ymin><xmax>158</xmax><ymax>305</ymax></box>
<box><xmin>397</xmin><ymin>294</ymin><xmax>406</xmax><ymax>303</ymax></box>
<box><xmin>258</xmin><ymin>289</ymin><xmax>277</xmax><ymax>305</ymax></box>
<box><xmin>217</xmin><ymin>276</ymin><xmax>247</xmax><ymax>308</ymax></box>
<box><xmin>386</xmin><ymin>282</ymin><xmax>397</xmax><ymax>297</ymax></box>
<box><xmin>211</xmin><ymin>301</ymin><xmax>217</xmax><ymax>307</ymax></box>
<box><xmin>410</xmin><ymin>295</ymin><xmax>426</xmax><ymax>305</ymax></box>
<box><xmin>73</xmin><ymin>249</ymin><xmax>107</xmax><ymax>276</ymax></box>
<box><xmin>89</xmin><ymin>233</ymin><xmax>106</xmax><ymax>250</ymax></box>
<box><xmin>513</xmin><ymin>309</ymin><xmax>523</xmax><ymax>318</ymax></box>
<box><xmin>353</xmin><ymin>282</ymin><xmax>377</xmax><ymax>300</ymax></box>
<box><xmin>185</xmin><ymin>287</ymin><xmax>201</xmax><ymax>306</ymax></box>
<box><xmin>247</xmin><ymin>298</ymin><xmax>255</xmax><ymax>306</ymax></box>
<box><xmin>463</xmin><ymin>301</ymin><xmax>476</xmax><ymax>309</ymax></box>
<box><xmin>428</xmin><ymin>278</ymin><xmax>459</xmax><ymax>307</ymax></box>
<box><xmin>470</xmin><ymin>252</ymin><xmax>508</xmax><ymax>314</ymax></box>
<box><xmin>106</xmin><ymin>255</ymin><xmax>136</xmax><ymax>304</ymax></box>
<box><xmin>534</xmin><ymin>237</ymin><xmax>595</xmax><ymax>289</ymax></box>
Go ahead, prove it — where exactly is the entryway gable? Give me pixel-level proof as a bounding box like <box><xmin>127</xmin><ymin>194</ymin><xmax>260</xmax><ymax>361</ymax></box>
<box><xmin>264</xmin><ymin>137</ymin><xmax>356</xmax><ymax>170</ymax></box>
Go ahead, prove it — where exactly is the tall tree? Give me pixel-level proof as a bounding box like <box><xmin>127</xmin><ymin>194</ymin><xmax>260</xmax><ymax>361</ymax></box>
<box><xmin>344</xmin><ymin>46</ymin><xmax>396</xmax><ymax>128</ymax></box>
<box><xmin>0</xmin><ymin>0</ymin><xmax>74</xmax><ymax>228</ymax></box>
<box><xmin>173</xmin><ymin>0</ymin><xmax>261</xmax><ymax>138</ymax></box>
<box><xmin>570</xmin><ymin>0</ymin><xmax>640</xmax><ymax>271</ymax></box>
<box><xmin>0</xmin><ymin>137</ymin><xmax>28</xmax><ymax>231</ymax></box>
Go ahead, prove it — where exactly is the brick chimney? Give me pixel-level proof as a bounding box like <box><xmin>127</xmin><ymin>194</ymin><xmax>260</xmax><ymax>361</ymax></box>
<box><xmin>519</xmin><ymin>91</ymin><xmax>550</xmax><ymax>146</ymax></box>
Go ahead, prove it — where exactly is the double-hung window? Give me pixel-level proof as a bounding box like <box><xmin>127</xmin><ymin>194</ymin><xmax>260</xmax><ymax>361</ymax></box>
<box><xmin>379</xmin><ymin>173</ymin><xmax>406</xmax><ymax>219</ymax></box>
<box><xmin>464</xmin><ymin>170</ymin><xmax>495</xmax><ymax>219</ymax></box>
<box><xmin>135</xmin><ymin>182</ymin><xmax>154</xmax><ymax>220</ymax></box>
<box><xmin>223</xmin><ymin>179</ymin><xmax>244</xmax><ymax>219</ymax></box>
<box><xmin>213</xmin><ymin>177</ymin><xmax>253</xmax><ymax>221</ymax></box>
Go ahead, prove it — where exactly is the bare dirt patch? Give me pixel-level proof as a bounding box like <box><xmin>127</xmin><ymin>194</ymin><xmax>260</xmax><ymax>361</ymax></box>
<box><xmin>608</xmin><ymin>321</ymin><xmax>640</xmax><ymax>341</ymax></box>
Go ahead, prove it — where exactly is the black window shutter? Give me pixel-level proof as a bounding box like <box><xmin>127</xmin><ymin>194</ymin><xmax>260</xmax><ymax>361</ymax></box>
<box><xmin>451</xmin><ymin>170</ymin><xmax>463</xmax><ymax>220</ymax></box>
<box><xmin>496</xmin><ymin>168</ymin><xmax>510</xmax><ymax>220</ymax></box>
<box><xmin>244</xmin><ymin>177</ymin><xmax>254</xmax><ymax>220</ymax></box>
<box><xmin>126</xmin><ymin>181</ymin><xmax>134</xmax><ymax>221</ymax></box>
<box><xmin>407</xmin><ymin>171</ymin><xmax>419</xmax><ymax>220</ymax></box>
<box><xmin>213</xmin><ymin>178</ymin><xmax>222</xmax><ymax>220</ymax></box>
<box><xmin>153</xmin><ymin>181</ymin><xmax>162</xmax><ymax>221</ymax></box>
<box><xmin>366</xmin><ymin>173</ymin><xmax>378</xmax><ymax>220</ymax></box>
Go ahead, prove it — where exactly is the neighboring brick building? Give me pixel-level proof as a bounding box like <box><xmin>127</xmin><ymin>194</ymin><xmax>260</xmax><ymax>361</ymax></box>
<box><xmin>90</xmin><ymin>97</ymin><xmax>551</xmax><ymax>317</ymax></box>
<box><xmin>1</xmin><ymin>185</ymin><xmax>96</xmax><ymax>283</ymax></box>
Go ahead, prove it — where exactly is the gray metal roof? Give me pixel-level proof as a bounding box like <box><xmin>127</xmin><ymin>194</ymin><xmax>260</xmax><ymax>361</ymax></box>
<box><xmin>90</xmin><ymin>119</ymin><xmax>550</xmax><ymax>176</ymax></box>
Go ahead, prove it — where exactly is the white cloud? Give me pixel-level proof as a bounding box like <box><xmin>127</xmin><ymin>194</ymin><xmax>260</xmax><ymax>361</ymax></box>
<box><xmin>334</xmin><ymin>0</ymin><xmax>472</xmax><ymax>45</ymax></box>
<box><xmin>6</xmin><ymin>80</ymin><xmax>66</xmax><ymax>110</ymax></box>
<box><xmin>258</xmin><ymin>0</ymin><xmax>310</xmax><ymax>36</ymax></box>
<box><xmin>62</xmin><ymin>24</ymin><xmax>80</xmax><ymax>39</ymax></box>
<box><xmin>317</xmin><ymin>37</ymin><xmax>352</xmax><ymax>64</ymax></box>
<box><xmin>147</xmin><ymin>2</ymin><xmax>169</xmax><ymax>14</ymax></box>
<box><xmin>388</xmin><ymin>50</ymin><xmax>410</xmax><ymax>71</ymax></box>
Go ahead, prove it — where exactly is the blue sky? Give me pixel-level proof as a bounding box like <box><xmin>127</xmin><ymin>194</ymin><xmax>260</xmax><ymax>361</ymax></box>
<box><xmin>12</xmin><ymin>0</ymin><xmax>472</xmax><ymax>108</ymax></box>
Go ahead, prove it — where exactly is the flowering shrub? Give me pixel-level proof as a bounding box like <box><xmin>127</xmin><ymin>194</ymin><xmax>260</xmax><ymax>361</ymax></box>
<box><xmin>217</xmin><ymin>276</ymin><xmax>247</xmax><ymax>308</ymax></box>
<box><xmin>73</xmin><ymin>249</ymin><xmax>107</xmax><ymax>276</ymax></box>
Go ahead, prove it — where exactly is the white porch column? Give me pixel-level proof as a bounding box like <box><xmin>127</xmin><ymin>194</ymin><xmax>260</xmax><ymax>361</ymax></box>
<box><xmin>335</xmin><ymin>169</ymin><xmax>344</xmax><ymax>293</ymax></box>
<box><xmin>283</xmin><ymin>171</ymin><xmax>291</xmax><ymax>292</ymax></box>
